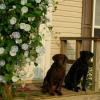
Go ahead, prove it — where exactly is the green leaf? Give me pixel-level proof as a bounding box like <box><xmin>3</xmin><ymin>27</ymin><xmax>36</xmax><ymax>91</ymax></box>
<box><xmin>26</xmin><ymin>3</ymin><xmax>34</xmax><ymax>8</ymax></box>
<box><xmin>4</xmin><ymin>74</ymin><xmax>13</xmax><ymax>83</ymax></box>
<box><xmin>18</xmin><ymin>92</ymin><xmax>28</xmax><ymax>97</ymax></box>
<box><xmin>33</xmin><ymin>9</ymin><xmax>42</xmax><ymax>17</ymax></box>
<box><xmin>6</xmin><ymin>64</ymin><xmax>14</xmax><ymax>72</ymax></box>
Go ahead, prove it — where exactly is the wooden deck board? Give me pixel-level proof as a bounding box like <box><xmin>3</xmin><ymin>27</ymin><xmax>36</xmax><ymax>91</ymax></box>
<box><xmin>13</xmin><ymin>83</ymin><xmax>100</xmax><ymax>100</ymax></box>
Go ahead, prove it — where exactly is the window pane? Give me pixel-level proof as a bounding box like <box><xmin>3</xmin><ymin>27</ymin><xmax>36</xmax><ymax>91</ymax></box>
<box><xmin>94</xmin><ymin>29</ymin><xmax>100</xmax><ymax>37</ymax></box>
<box><xmin>95</xmin><ymin>0</ymin><xmax>100</xmax><ymax>26</ymax></box>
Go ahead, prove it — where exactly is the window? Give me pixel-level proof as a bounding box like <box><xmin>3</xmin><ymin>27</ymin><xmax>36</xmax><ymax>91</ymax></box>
<box><xmin>93</xmin><ymin>0</ymin><xmax>100</xmax><ymax>37</ymax></box>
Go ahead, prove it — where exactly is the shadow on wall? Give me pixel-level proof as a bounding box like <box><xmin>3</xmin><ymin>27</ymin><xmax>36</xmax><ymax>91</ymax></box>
<box><xmin>33</xmin><ymin>66</ymin><xmax>43</xmax><ymax>79</ymax></box>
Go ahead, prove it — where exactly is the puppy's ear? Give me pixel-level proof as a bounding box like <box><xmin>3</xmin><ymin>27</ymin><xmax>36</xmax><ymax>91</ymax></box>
<box><xmin>89</xmin><ymin>52</ymin><xmax>94</xmax><ymax>57</ymax></box>
<box><xmin>52</xmin><ymin>54</ymin><xmax>59</xmax><ymax>61</ymax></box>
<box><xmin>80</xmin><ymin>51</ymin><xmax>84</xmax><ymax>56</ymax></box>
<box><xmin>80</xmin><ymin>51</ymin><xmax>94</xmax><ymax>57</ymax></box>
<box><xmin>64</xmin><ymin>55</ymin><xmax>68</xmax><ymax>63</ymax></box>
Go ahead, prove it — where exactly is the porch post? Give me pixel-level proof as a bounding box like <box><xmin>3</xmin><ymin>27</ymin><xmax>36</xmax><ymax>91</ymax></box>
<box><xmin>93</xmin><ymin>40</ymin><xmax>100</xmax><ymax>92</ymax></box>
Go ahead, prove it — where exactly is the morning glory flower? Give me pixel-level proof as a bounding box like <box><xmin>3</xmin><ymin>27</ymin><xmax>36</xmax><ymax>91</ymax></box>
<box><xmin>12</xmin><ymin>76</ymin><xmax>19</xmax><ymax>82</ymax></box>
<box><xmin>15</xmin><ymin>39</ymin><xmax>22</xmax><ymax>44</ymax></box>
<box><xmin>24</xmin><ymin>24</ymin><xmax>31</xmax><ymax>32</ymax></box>
<box><xmin>21</xmin><ymin>0</ymin><xmax>27</xmax><ymax>5</ymax></box>
<box><xmin>0</xmin><ymin>75</ymin><xmax>6</xmax><ymax>83</ymax></box>
<box><xmin>10</xmin><ymin>17</ymin><xmax>17</xmax><ymax>25</ymax></box>
<box><xmin>0</xmin><ymin>60</ymin><xmax>5</xmax><ymax>66</ymax></box>
<box><xmin>35</xmin><ymin>0</ymin><xmax>41</xmax><ymax>3</ymax></box>
<box><xmin>12</xmin><ymin>32</ymin><xmax>21</xmax><ymax>39</ymax></box>
<box><xmin>22</xmin><ymin>43</ymin><xmax>29</xmax><ymax>50</ymax></box>
<box><xmin>12</xmin><ymin>5</ymin><xmax>16</xmax><ymax>9</ymax></box>
<box><xmin>0</xmin><ymin>4</ymin><xmax>6</xmax><ymax>9</ymax></box>
<box><xmin>21</xmin><ymin>6</ymin><xmax>28</xmax><ymax>15</ymax></box>
<box><xmin>20</xmin><ymin>23</ymin><xmax>31</xmax><ymax>32</ymax></box>
<box><xmin>9</xmin><ymin>51</ymin><xmax>17</xmax><ymax>56</ymax></box>
<box><xmin>0</xmin><ymin>47</ymin><xmax>5</xmax><ymax>55</ymax></box>
<box><xmin>28</xmin><ymin>17</ymin><xmax>35</xmax><ymax>22</ymax></box>
<box><xmin>11</xmin><ymin>45</ymin><xmax>19</xmax><ymax>52</ymax></box>
<box><xmin>20</xmin><ymin>23</ymin><xmax>26</xmax><ymax>29</ymax></box>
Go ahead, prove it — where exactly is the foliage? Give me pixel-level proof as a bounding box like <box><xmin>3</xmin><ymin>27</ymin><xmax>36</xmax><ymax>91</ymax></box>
<box><xmin>0</xmin><ymin>0</ymin><xmax>51</xmax><ymax>85</ymax></box>
<box><xmin>86</xmin><ymin>67</ymin><xmax>93</xmax><ymax>90</ymax></box>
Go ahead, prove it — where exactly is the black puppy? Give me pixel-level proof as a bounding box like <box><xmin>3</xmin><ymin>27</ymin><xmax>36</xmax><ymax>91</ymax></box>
<box><xmin>64</xmin><ymin>51</ymin><xmax>94</xmax><ymax>92</ymax></box>
<box><xmin>42</xmin><ymin>54</ymin><xmax>68</xmax><ymax>95</ymax></box>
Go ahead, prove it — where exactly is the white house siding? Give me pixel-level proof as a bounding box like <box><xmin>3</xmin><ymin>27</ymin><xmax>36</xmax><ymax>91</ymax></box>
<box><xmin>51</xmin><ymin>0</ymin><xmax>82</xmax><ymax>60</ymax></box>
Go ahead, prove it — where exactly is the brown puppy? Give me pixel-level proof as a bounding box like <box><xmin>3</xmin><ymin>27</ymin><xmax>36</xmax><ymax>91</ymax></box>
<box><xmin>42</xmin><ymin>54</ymin><xmax>68</xmax><ymax>95</ymax></box>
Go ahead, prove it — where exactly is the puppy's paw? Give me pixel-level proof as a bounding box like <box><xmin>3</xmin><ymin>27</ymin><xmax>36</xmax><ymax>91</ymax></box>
<box><xmin>77</xmin><ymin>87</ymin><xmax>81</xmax><ymax>90</ymax></box>
<box><xmin>74</xmin><ymin>88</ymin><xmax>79</xmax><ymax>92</ymax></box>
<box><xmin>64</xmin><ymin>85</ymin><xmax>73</xmax><ymax>90</ymax></box>
<box><xmin>55</xmin><ymin>90</ymin><xmax>62</xmax><ymax>96</ymax></box>
<box><xmin>41</xmin><ymin>88</ymin><xmax>48</xmax><ymax>93</ymax></box>
<box><xmin>49</xmin><ymin>92</ymin><xmax>55</xmax><ymax>96</ymax></box>
<box><xmin>82</xmin><ymin>88</ymin><xmax>86</xmax><ymax>91</ymax></box>
<box><xmin>57</xmin><ymin>92</ymin><xmax>62</xmax><ymax>96</ymax></box>
<box><xmin>74</xmin><ymin>87</ymin><xmax>80</xmax><ymax>92</ymax></box>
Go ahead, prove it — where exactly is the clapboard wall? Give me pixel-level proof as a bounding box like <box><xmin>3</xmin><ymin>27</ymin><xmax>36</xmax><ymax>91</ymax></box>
<box><xmin>51</xmin><ymin>0</ymin><xmax>82</xmax><ymax>59</ymax></box>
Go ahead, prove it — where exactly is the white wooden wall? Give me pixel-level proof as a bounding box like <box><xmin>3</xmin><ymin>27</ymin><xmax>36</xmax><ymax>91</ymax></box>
<box><xmin>51</xmin><ymin>0</ymin><xmax>82</xmax><ymax>60</ymax></box>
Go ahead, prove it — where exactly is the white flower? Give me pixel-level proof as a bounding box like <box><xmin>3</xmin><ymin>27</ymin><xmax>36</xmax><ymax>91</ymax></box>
<box><xmin>0</xmin><ymin>47</ymin><xmax>5</xmax><ymax>55</ymax></box>
<box><xmin>0</xmin><ymin>76</ymin><xmax>3</xmax><ymax>81</ymax></box>
<box><xmin>0</xmin><ymin>36</ymin><xmax>3</xmax><ymax>40</ymax></box>
<box><xmin>30</xmin><ymin>61</ymin><xmax>35</xmax><ymax>66</ymax></box>
<box><xmin>21</xmin><ymin>6</ymin><xmax>28</xmax><ymax>15</ymax></box>
<box><xmin>12</xmin><ymin>32</ymin><xmax>20</xmax><ymax>38</ymax></box>
<box><xmin>26</xmin><ymin>58</ymin><xmax>31</xmax><ymax>63</ymax></box>
<box><xmin>0</xmin><ymin>4</ymin><xmax>6</xmax><ymax>9</ymax></box>
<box><xmin>36</xmin><ymin>46</ymin><xmax>45</xmax><ymax>54</ymax></box>
<box><xmin>21</xmin><ymin>0</ymin><xmax>27</xmax><ymax>5</ymax></box>
<box><xmin>0</xmin><ymin>75</ymin><xmax>6</xmax><ymax>83</ymax></box>
<box><xmin>24</xmin><ymin>51</ymin><xmax>29</xmax><ymax>57</ymax></box>
<box><xmin>29</xmin><ymin>33</ymin><xmax>35</xmax><ymax>39</ymax></box>
<box><xmin>12</xmin><ymin>76</ymin><xmax>19</xmax><ymax>82</ymax></box>
<box><xmin>9</xmin><ymin>9</ymin><xmax>13</xmax><ymax>11</ymax></box>
<box><xmin>24</xmin><ymin>24</ymin><xmax>31</xmax><ymax>32</ymax></box>
<box><xmin>0</xmin><ymin>75</ymin><xmax>4</xmax><ymax>81</ymax></box>
<box><xmin>15</xmin><ymin>39</ymin><xmax>22</xmax><ymax>44</ymax></box>
<box><xmin>0</xmin><ymin>60</ymin><xmax>5</xmax><ymax>66</ymax></box>
<box><xmin>28</xmin><ymin>17</ymin><xmax>35</xmax><ymax>22</ymax></box>
<box><xmin>19</xmin><ymin>23</ymin><xmax>31</xmax><ymax>31</ymax></box>
<box><xmin>35</xmin><ymin>0</ymin><xmax>41</xmax><ymax>3</ymax></box>
<box><xmin>19</xmin><ymin>23</ymin><xmax>26</xmax><ymax>29</ymax></box>
<box><xmin>12</xmin><ymin>5</ymin><xmax>16</xmax><ymax>9</ymax></box>
<box><xmin>22</xmin><ymin>43</ymin><xmax>29</xmax><ymax>50</ymax></box>
<box><xmin>18</xmin><ymin>70</ymin><xmax>26</xmax><ymax>80</ymax></box>
<box><xmin>11</xmin><ymin>45</ymin><xmax>18</xmax><ymax>52</ymax></box>
<box><xmin>10</xmin><ymin>45</ymin><xmax>18</xmax><ymax>56</ymax></box>
<box><xmin>9</xmin><ymin>51</ymin><xmax>16</xmax><ymax>56</ymax></box>
<box><xmin>2</xmin><ymin>80</ymin><xmax>6</xmax><ymax>83</ymax></box>
<box><xmin>35</xmin><ymin>56</ymin><xmax>41</xmax><ymax>64</ymax></box>
<box><xmin>10</xmin><ymin>17</ymin><xmax>17</xmax><ymax>25</ymax></box>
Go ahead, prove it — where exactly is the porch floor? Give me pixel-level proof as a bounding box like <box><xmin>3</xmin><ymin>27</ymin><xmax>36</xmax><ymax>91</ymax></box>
<box><xmin>13</xmin><ymin>83</ymin><xmax>100</xmax><ymax>100</ymax></box>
